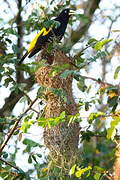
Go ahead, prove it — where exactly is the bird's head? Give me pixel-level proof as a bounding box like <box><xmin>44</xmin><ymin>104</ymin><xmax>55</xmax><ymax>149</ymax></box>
<box><xmin>56</xmin><ymin>8</ymin><xmax>75</xmax><ymax>21</ymax></box>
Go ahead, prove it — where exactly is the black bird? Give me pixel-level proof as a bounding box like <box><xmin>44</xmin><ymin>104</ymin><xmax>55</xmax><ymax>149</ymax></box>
<box><xmin>19</xmin><ymin>8</ymin><xmax>74</xmax><ymax>63</ymax></box>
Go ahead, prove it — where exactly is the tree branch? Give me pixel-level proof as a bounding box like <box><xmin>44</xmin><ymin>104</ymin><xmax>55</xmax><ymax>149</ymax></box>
<box><xmin>0</xmin><ymin>97</ymin><xmax>38</xmax><ymax>154</ymax></box>
<box><xmin>0</xmin><ymin>76</ymin><xmax>34</xmax><ymax>117</ymax></box>
<box><xmin>0</xmin><ymin>157</ymin><xmax>20</xmax><ymax>171</ymax></box>
<box><xmin>16</xmin><ymin>0</ymin><xmax>23</xmax><ymax>60</ymax></box>
<box><xmin>80</xmin><ymin>74</ymin><xmax>113</xmax><ymax>86</ymax></box>
<box><xmin>71</xmin><ymin>0</ymin><xmax>101</xmax><ymax>45</ymax></box>
<box><xmin>16</xmin><ymin>0</ymin><xmax>25</xmax><ymax>83</ymax></box>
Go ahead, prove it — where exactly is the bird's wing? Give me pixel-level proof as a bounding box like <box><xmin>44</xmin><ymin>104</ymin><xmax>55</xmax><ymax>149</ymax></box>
<box><xmin>27</xmin><ymin>27</ymin><xmax>52</xmax><ymax>53</ymax></box>
<box><xmin>19</xmin><ymin>24</ymin><xmax>60</xmax><ymax>63</ymax></box>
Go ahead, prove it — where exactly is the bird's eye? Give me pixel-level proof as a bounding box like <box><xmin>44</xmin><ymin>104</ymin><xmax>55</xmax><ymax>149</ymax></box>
<box><xmin>64</xmin><ymin>10</ymin><xmax>67</xmax><ymax>13</ymax></box>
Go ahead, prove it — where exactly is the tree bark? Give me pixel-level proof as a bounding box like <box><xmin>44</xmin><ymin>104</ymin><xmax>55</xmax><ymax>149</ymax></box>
<box><xmin>112</xmin><ymin>141</ymin><xmax>120</xmax><ymax>180</ymax></box>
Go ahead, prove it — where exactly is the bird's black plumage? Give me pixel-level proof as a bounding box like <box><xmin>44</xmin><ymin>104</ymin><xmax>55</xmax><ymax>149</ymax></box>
<box><xmin>19</xmin><ymin>9</ymin><xmax>71</xmax><ymax>63</ymax></box>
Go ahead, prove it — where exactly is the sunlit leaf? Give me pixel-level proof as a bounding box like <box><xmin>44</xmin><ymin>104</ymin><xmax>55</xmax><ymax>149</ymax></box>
<box><xmin>107</xmin><ymin>116</ymin><xmax>120</xmax><ymax>140</ymax></box>
<box><xmin>114</xmin><ymin>66</ymin><xmax>120</xmax><ymax>79</ymax></box>
<box><xmin>94</xmin><ymin>39</ymin><xmax>112</xmax><ymax>51</ymax></box>
<box><xmin>38</xmin><ymin>111</ymin><xmax>65</xmax><ymax>127</ymax></box>
<box><xmin>75</xmin><ymin>166</ymin><xmax>92</xmax><ymax>178</ymax></box>
<box><xmin>88</xmin><ymin>112</ymin><xmax>105</xmax><ymax>123</ymax></box>
<box><xmin>94</xmin><ymin>173</ymin><xmax>101</xmax><ymax>180</ymax></box>
<box><xmin>69</xmin><ymin>164</ymin><xmax>76</xmax><ymax>175</ymax></box>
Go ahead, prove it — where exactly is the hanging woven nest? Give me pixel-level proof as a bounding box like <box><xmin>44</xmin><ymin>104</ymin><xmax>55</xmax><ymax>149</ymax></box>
<box><xmin>35</xmin><ymin>50</ymin><xmax>80</xmax><ymax>168</ymax></box>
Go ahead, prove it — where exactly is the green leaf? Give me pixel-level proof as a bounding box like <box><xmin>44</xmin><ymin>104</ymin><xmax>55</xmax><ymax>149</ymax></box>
<box><xmin>68</xmin><ymin>113</ymin><xmax>81</xmax><ymax>124</ymax></box>
<box><xmin>12</xmin><ymin>44</ymin><xmax>20</xmax><ymax>54</ymax></box>
<box><xmin>88</xmin><ymin>50</ymin><xmax>109</xmax><ymax>62</ymax></box>
<box><xmin>85</xmin><ymin>102</ymin><xmax>90</xmax><ymax>111</ymax></box>
<box><xmin>21</xmin><ymin>113</ymin><xmax>34</xmax><ymax>133</ymax></box>
<box><xmin>51</xmin><ymin>88</ymin><xmax>67</xmax><ymax>102</ymax></box>
<box><xmin>81</xmin><ymin>130</ymin><xmax>95</xmax><ymax>141</ymax></box>
<box><xmin>2</xmin><ymin>152</ymin><xmax>8</xmax><ymax>159</ymax></box>
<box><xmin>28</xmin><ymin>155</ymin><xmax>32</xmax><ymax>164</ymax></box>
<box><xmin>10</xmin><ymin>83</ymin><xmax>26</xmax><ymax>94</ymax></box>
<box><xmin>37</xmin><ymin>117</ymin><xmax>46</xmax><ymax>127</ymax></box>
<box><xmin>77</xmin><ymin>77</ymin><xmax>87</xmax><ymax>92</ymax></box>
<box><xmin>21</xmin><ymin>120</ymin><xmax>34</xmax><ymax>133</ymax></box>
<box><xmin>23</xmin><ymin>138</ymin><xmax>41</xmax><ymax>152</ymax></box>
<box><xmin>88</xmin><ymin>112</ymin><xmax>105</xmax><ymax>123</ymax></box>
<box><xmin>31</xmin><ymin>155</ymin><xmax>38</xmax><ymax>163</ymax></box>
<box><xmin>29</xmin><ymin>60</ymin><xmax>47</xmax><ymax>73</ymax></box>
<box><xmin>75</xmin><ymin>166</ymin><xmax>92</xmax><ymax>178</ymax></box>
<box><xmin>23</xmin><ymin>138</ymin><xmax>39</xmax><ymax>147</ymax></box>
<box><xmin>75</xmin><ymin>57</ymin><xmax>85</xmax><ymax>66</ymax></box>
<box><xmin>114</xmin><ymin>66</ymin><xmax>120</xmax><ymax>79</ymax></box>
<box><xmin>50</xmin><ymin>64</ymin><xmax>70</xmax><ymax>77</ymax></box>
<box><xmin>4</xmin><ymin>28</ymin><xmax>18</xmax><ymax>36</ymax></box>
<box><xmin>107</xmin><ymin>96</ymin><xmax>118</xmax><ymax>107</ymax></box>
<box><xmin>0</xmin><ymin>118</ymin><xmax>6</xmax><ymax>124</ymax></box>
<box><xmin>94</xmin><ymin>166</ymin><xmax>105</xmax><ymax>173</ymax></box>
<box><xmin>112</xmin><ymin>30</ymin><xmax>120</xmax><ymax>32</ymax></box>
<box><xmin>60</xmin><ymin>70</ymin><xmax>74</xmax><ymax>79</ymax></box>
<box><xmin>36</xmin><ymin>154</ymin><xmax>42</xmax><ymax>158</ymax></box>
<box><xmin>107</xmin><ymin>86</ymin><xmax>118</xmax><ymax>91</ymax></box>
<box><xmin>4</xmin><ymin>77</ymin><xmax>13</xmax><ymax>87</ymax></box>
<box><xmin>37</xmin><ymin>86</ymin><xmax>46</xmax><ymax>98</ymax></box>
<box><xmin>69</xmin><ymin>164</ymin><xmax>76</xmax><ymax>175</ymax></box>
<box><xmin>94</xmin><ymin>173</ymin><xmax>101</xmax><ymax>180</ymax></box>
<box><xmin>87</xmin><ymin>38</ymin><xmax>98</xmax><ymax>46</ymax></box>
<box><xmin>38</xmin><ymin>111</ymin><xmax>65</xmax><ymax>127</ymax></box>
<box><xmin>5</xmin><ymin>38</ymin><xmax>12</xmax><ymax>44</ymax></box>
<box><xmin>94</xmin><ymin>39</ymin><xmax>112</xmax><ymax>51</ymax></box>
<box><xmin>76</xmin><ymin>14</ymin><xmax>89</xmax><ymax>23</ymax></box>
<box><xmin>107</xmin><ymin>128</ymin><xmax>116</xmax><ymax>140</ymax></box>
<box><xmin>43</xmin><ymin>20</ymin><xmax>60</xmax><ymax>29</ymax></box>
<box><xmin>107</xmin><ymin>116</ymin><xmax>120</xmax><ymax>140</ymax></box>
<box><xmin>59</xmin><ymin>111</ymin><xmax>66</xmax><ymax>119</ymax></box>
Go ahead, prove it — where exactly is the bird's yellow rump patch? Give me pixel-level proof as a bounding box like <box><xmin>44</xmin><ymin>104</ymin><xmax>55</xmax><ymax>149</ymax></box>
<box><xmin>28</xmin><ymin>28</ymin><xmax>51</xmax><ymax>52</ymax></box>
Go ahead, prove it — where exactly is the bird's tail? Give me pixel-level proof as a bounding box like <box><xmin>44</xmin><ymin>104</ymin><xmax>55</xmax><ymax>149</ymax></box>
<box><xmin>18</xmin><ymin>51</ymin><xmax>28</xmax><ymax>64</ymax></box>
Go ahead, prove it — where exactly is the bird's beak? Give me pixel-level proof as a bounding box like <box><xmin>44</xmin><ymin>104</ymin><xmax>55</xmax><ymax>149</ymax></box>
<box><xmin>69</xmin><ymin>9</ymin><xmax>75</xmax><ymax>15</ymax></box>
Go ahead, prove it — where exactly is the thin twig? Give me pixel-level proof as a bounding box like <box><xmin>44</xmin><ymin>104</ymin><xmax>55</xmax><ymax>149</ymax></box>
<box><xmin>0</xmin><ymin>97</ymin><xmax>38</xmax><ymax>154</ymax></box>
<box><xmin>0</xmin><ymin>157</ymin><xmax>20</xmax><ymax>171</ymax></box>
<box><xmin>80</xmin><ymin>74</ymin><xmax>113</xmax><ymax>86</ymax></box>
<box><xmin>22</xmin><ymin>91</ymin><xmax>32</xmax><ymax>104</ymax></box>
<box><xmin>31</xmin><ymin>108</ymin><xmax>39</xmax><ymax>114</ymax></box>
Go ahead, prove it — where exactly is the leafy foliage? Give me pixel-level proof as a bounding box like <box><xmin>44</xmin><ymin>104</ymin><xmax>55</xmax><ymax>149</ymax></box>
<box><xmin>69</xmin><ymin>164</ymin><xmax>92</xmax><ymax>178</ymax></box>
<box><xmin>107</xmin><ymin>115</ymin><xmax>120</xmax><ymax>140</ymax></box>
<box><xmin>0</xmin><ymin>0</ymin><xmax>120</xmax><ymax>180</ymax></box>
<box><xmin>38</xmin><ymin>111</ymin><xmax>65</xmax><ymax>127</ymax></box>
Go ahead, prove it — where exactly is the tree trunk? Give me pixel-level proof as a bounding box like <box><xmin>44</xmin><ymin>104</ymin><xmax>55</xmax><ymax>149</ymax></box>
<box><xmin>112</xmin><ymin>141</ymin><xmax>120</xmax><ymax>180</ymax></box>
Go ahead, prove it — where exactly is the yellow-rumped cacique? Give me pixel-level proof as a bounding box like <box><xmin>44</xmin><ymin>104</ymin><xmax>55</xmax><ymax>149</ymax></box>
<box><xmin>19</xmin><ymin>8</ymin><xmax>74</xmax><ymax>64</ymax></box>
